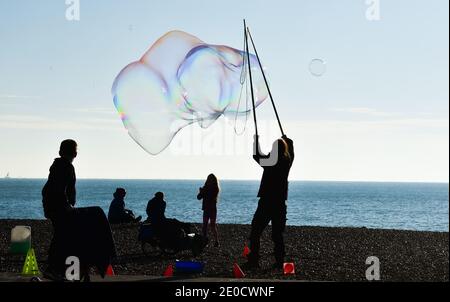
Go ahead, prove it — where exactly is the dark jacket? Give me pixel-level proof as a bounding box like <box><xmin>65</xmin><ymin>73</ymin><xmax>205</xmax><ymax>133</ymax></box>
<box><xmin>108</xmin><ymin>197</ymin><xmax>126</xmax><ymax>222</ymax></box>
<box><xmin>197</xmin><ymin>186</ymin><xmax>219</xmax><ymax>211</ymax></box>
<box><xmin>42</xmin><ymin>158</ymin><xmax>76</xmax><ymax>219</ymax></box>
<box><xmin>146</xmin><ymin>196</ymin><xmax>166</xmax><ymax>224</ymax></box>
<box><xmin>253</xmin><ymin>138</ymin><xmax>294</xmax><ymax>201</ymax></box>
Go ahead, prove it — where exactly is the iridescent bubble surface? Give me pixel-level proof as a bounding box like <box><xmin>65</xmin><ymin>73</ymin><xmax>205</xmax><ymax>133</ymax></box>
<box><xmin>112</xmin><ymin>31</ymin><xmax>268</xmax><ymax>155</ymax></box>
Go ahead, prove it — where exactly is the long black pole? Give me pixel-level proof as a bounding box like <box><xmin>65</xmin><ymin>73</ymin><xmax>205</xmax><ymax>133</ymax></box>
<box><xmin>244</xmin><ymin>19</ymin><xmax>258</xmax><ymax>137</ymax></box>
<box><xmin>247</xmin><ymin>27</ymin><xmax>285</xmax><ymax>136</ymax></box>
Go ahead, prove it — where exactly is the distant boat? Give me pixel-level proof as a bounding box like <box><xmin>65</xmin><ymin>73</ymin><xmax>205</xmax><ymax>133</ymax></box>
<box><xmin>5</xmin><ymin>172</ymin><xmax>10</xmax><ymax>179</ymax></box>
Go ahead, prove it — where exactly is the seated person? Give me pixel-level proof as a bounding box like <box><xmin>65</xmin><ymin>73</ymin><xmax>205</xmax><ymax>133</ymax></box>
<box><xmin>145</xmin><ymin>191</ymin><xmax>166</xmax><ymax>225</ymax></box>
<box><xmin>145</xmin><ymin>192</ymin><xmax>190</xmax><ymax>249</ymax></box>
<box><xmin>108</xmin><ymin>188</ymin><xmax>142</xmax><ymax>224</ymax></box>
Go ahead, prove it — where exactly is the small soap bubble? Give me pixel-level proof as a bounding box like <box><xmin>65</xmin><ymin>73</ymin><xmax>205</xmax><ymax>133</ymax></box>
<box><xmin>309</xmin><ymin>58</ymin><xmax>327</xmax><ymax>77</ymax></box>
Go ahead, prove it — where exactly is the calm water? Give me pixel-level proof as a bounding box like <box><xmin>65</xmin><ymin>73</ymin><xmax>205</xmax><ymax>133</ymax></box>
<box><xmin>0</xmin><ymin>179</ymin><xmax>448</xmax><ymax>232</ymax></box>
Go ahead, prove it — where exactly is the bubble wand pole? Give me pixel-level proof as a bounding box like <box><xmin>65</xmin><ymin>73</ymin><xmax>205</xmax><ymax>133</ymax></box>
<box><xmin>246</xmin><ymin>27</ymin><xmax>285</xmax><ymax>137</ymax></box>
<box><xmin>244</xmin><ymin>19</ymin><xmax>259</xmax><ymax>138</ymax></box>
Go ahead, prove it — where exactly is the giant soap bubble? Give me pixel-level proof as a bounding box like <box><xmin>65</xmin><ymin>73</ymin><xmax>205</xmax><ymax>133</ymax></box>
<box><xmin>112</xmin><ymin>31</ymin><xmax>268</xmax><ymax>155</ymax></box>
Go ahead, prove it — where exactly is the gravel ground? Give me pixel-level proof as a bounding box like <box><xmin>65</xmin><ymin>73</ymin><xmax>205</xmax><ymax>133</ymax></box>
<box><xmin>0</xmin><ymin>219</ymin><xmax>448</xmax><ymax>281</ymax></box>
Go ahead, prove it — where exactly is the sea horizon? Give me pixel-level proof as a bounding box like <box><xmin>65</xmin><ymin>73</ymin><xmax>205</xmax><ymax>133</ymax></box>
<box><xmin>1</xmin><ymin>177</ymin><xmax>448</xmax><ymax>184</ymax></box>
<box><xmin>0</xmin><ymin>179</ymin><xmax>448</xmax><ymax>232</ymax></box>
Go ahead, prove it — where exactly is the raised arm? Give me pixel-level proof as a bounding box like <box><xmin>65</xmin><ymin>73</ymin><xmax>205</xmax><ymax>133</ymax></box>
<box><xmin>282</xmin><ymin>135</ymin><xmax>295</xmax><ymax>163</ymax></box>
<box><xmin>253</xmin><ymin>135</ymin><xmax>270</xmax><ymax>165</ymax></box>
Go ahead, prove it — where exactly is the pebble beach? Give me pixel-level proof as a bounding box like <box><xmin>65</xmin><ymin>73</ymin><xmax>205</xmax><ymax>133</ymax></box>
<box><xmin>0</xmin><ymin>219</ymin><xmax>448</xmax><ymax>282</ymax></box>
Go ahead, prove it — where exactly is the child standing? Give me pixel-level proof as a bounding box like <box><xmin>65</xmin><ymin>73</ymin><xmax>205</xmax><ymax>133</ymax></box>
<box><xmin>197</xmin><ymin>174</ymin><xmax>220</xmax><ymax>247</ymax></box>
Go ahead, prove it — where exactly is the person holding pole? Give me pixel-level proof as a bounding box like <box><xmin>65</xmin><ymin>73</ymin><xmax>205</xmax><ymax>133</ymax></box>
<box><xmin>242</xmin><ymin>20</ymin><xmax>295</xmax><ymax>269</ymax></box>
<box><xmin>245</xmin><ymin>134</ymin><xmax>294</xmax><ymax>269</ymax></box>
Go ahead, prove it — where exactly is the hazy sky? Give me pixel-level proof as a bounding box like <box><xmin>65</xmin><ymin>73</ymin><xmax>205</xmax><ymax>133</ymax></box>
<box><xmin>0</xmin><ymin>0</ymin><xmax>448</xmax><ymax>182</ymax></box>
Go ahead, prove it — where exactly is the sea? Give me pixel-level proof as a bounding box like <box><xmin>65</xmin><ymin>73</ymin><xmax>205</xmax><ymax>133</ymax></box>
<box><xmin>0</xmin><ymin>179</ymin><xmax>448</xmax><ymax>232</ymax></box>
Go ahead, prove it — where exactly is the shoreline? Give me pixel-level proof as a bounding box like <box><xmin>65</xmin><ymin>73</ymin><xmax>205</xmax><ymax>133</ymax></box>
<box><xmin>0</xmin><ymin>218</ymin><xmax>448</xmax><ymax>234</ymax></box>
<box><xmin>0</xmin><ymin>219</ymin><xmax>448</xmax><ymax>281</ymax></box>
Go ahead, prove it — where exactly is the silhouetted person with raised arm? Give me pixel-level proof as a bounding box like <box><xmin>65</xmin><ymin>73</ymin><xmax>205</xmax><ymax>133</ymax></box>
<box><xmin>245</xmin><ymin>134</ymin><xmax>294</xmax><ymax>270</ymax></box>
<box><xmin>197</xmin><ymin>174</ymin><xmax>220</xmax><ymax>247</ymax></box>
<box><xmin>108</xmin><ymin>188</ymin><xmax>142</xmax><ymax>224</ymax></box>
<box><xmin>42</xmin><ymin>139</ymin><xmax>116</xmax><ymax>281</ymax></box>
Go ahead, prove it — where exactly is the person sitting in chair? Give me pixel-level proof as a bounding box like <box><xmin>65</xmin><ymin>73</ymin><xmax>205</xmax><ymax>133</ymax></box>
<box><xmin>108</xmin><ymin>188</ymin><xmax>142</xmax><ymax>224</ymax></box>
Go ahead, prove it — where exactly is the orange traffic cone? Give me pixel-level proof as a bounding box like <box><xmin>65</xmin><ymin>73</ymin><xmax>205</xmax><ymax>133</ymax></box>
<box><xmin>106</xmin><ymin>264</ymin><xmax>115</xmax><ymax>276</ymax></box>
<box><xmin>233</xmin><ymin>263</ymin><xmax>245</xmax><ymax>278</ymax></box>
<box><xmin>283</xmin><ymin>262</ymin><xmax>295</xmax><ymax>275</ymax></box>
<box><xmin>242</xmin><ymin>245</ymin><xmax>251</xmax><ymax>258</ymax></box>
<box><xmin>163</xmin><ymin>264</ymin><xmax>174</xmax><ymax>277</ymax></box>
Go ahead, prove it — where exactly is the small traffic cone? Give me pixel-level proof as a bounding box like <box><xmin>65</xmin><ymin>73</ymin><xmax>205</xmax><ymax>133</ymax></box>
<box><xmin>163</xmin><ymin>264</ymin><xmax>174</xmax><ymax>277</ymax></box>
<box><xmin>242</xmin><ymin>245</ymin><xmax>251</xmax><ymax>258</ymax></box>
<box><xmin>283</xmin><ymin>262</ymin><xmax>295</xmax><ymax>275</ymax></box>
<box><xmin>105</xmin><ymin>264</ymin><xmax>115</xmax><ymax>276</ymax></box>
<box><xmin>22</xmin><ymin>248</ymin><xmax>40</xmax><ymax>276</ymax></box>
<box><xmin>233</xmin><ymin>263</ymin><xmax>245</xmax><ymax>279</ymax></box>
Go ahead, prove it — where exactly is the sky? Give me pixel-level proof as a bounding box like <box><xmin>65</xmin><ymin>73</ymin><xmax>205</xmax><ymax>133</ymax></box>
<box><xmin>0</xmin><ymin>0</ymin><xmax>448</xmax><ymax>182</ymax></box>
